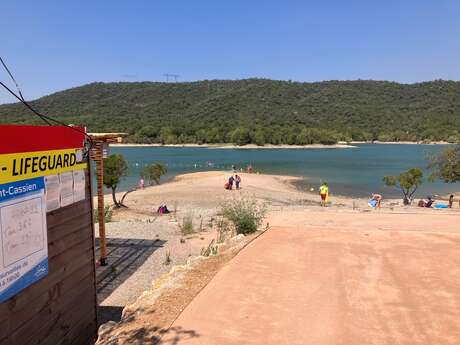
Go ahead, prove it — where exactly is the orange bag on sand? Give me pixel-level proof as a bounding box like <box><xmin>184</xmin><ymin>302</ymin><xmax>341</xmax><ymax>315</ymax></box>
<box><xmin>224</xmin><ymin>182</ymin><xmax>230</xmax><ymax>190</ymax></box>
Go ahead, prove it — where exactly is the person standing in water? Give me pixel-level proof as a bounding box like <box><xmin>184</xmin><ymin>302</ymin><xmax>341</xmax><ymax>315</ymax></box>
<box><xmin>319</xmin><ymin>182</ymin><xmax>329</xmax><ymax>207</ymax></box>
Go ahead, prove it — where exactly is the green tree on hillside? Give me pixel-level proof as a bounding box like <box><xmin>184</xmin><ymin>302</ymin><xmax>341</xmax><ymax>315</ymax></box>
<box><xmin>2</xmin><ymin>79</ymin><xmax>460</xmax><ymax>145</ymax></box>
<box><xmin>253</xmin><ymin>129</ymin><xmax>266</xmax><ymax>146</ymax></box>
<box><xmin>231</xmin><ymin>128</ymin><xmax>251</xmax><ymax>146</ymax></box>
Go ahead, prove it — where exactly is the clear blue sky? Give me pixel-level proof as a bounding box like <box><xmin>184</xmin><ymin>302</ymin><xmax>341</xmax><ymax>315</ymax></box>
<box><xmin>1</xmin><ymin>0</ymin><xmax>459</xmax><ymax>103</ymax></box>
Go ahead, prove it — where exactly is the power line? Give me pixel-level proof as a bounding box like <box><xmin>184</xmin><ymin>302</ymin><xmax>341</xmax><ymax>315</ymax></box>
<box><xmin>0</xmin><ymin>56</ymin><xmax>93</xmax><ymax>153</ymax></box>
<box><xmin>0</xmin><ymin>56</ymin><xmax>25</xmax><ymax>101</ymax></box>
<box><xmin>0</xmin><ymin>80</ymin><xmax>53</xmax><ymax>125</ymax></box>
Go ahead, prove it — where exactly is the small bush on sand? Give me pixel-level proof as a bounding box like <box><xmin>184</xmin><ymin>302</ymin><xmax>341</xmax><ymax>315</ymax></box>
<box><xmin>216</xmin><ymin>217</ymin><xmax>231</xmax><ymax>243</ymax></box>
<box><xmin>93</xmin><ymin>205</ymin><xmax>113</xmax><ymax>223</ymax></box>
<box><xmin>163</xmin><ymin>251</ymin><xmax>171</xmax><ymax>265</ymax></box>
<box><xmin>201</xmin><ymin>239</ymin><xmax>218</xmax><ymax>257</ymax></box>
<box><xmin>221</xmin><ymin>196</ymin><xmax>266</xmax><ymax>235</ymax></box>
<box><xmin>179</xmin><ymin>212</ymin><xmax>194</xmax><ymax>235</ymax></box>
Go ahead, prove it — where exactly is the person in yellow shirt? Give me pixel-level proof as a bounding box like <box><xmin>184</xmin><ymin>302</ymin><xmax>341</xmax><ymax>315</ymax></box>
<box><xmin>319</xmin><ymin>182</ymin><xmax>329</xmax><ymax>207</ymax></box>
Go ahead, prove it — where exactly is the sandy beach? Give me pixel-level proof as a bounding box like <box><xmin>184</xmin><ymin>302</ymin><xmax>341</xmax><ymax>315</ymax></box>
<box><xmin>104</xmin><ymin>170</ymin><xmax>458</xmax><ymax>221</ymax></box>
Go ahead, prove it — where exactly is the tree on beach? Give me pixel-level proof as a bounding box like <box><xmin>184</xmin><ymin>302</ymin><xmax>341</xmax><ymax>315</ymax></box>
<box><xmin>428</xmin><ymin>145</ymin><xmax>460</xmax><ymax>183</ymax></box>
<box><xmin>103</xmin><ymin>154</ymin><xmax>129</xmax><ymax>207</ymax></box>
<box><xmin>140</xmin><ymin>163</ymin><xmax>168</xmax><ymax>185</ymax></box>
<box><xmin>383</xmin><ymin>168</ymin><xmax>423</xmax><ymax>205</ymax></box>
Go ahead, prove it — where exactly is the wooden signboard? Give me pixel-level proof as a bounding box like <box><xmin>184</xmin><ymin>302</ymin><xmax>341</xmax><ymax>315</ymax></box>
<box><xmin>0</xmin><ymin>125</ymin><xmax>98</xmax><ymax>345</ymax></box>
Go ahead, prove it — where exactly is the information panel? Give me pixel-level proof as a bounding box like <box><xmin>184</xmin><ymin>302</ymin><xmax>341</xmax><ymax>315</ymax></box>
<box><xmin>0</xmin><ymin>177</ymin><xmax>48</xmax><ymax>303</ymax></box>
<box><xmin>0</xmin><ymin>125</ymin><xmax>88</xmax><ymax>303</ymax></box>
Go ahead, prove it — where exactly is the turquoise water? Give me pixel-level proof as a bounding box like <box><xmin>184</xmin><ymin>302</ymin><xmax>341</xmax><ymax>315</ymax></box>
<box><xmin>104</xmin><ymin>144</ymin><xmax>456</xmax><ymax>198</ymax></box>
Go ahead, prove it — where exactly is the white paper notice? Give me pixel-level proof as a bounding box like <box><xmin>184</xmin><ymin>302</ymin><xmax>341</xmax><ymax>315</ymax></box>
<box><xmin>0</xmin><ymin>178</ymin><xmax>48</xmax><ymax>303</ymax></box>
<box><xmin>73</xmin><ymin>169</ymin><xmax>86</xmax><ymax>202</ymax></box>
<box><xmin>59</xmin><ymin>172</ymin><xmax>74</xmax><ymax>207</ymax></box>
<box><xmin>44</xmin><ymin>174</ymin><xmax>60</xmax><ymax>212</ymax></box>
<box><xmin>1</xmin><ymin>195</ymin><xmax>46</xmax><ymax>266</ymax></box>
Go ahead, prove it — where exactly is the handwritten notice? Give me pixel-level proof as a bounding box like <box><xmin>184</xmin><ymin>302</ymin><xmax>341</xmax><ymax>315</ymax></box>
<box><xmin>0</xmin><ymin>177</ymin><xmax>48</xmax><ymax>303</ymax></box>
<box><xmin>72</xmin><ymin>169</ymin><xmax>86</xmax><ymax>202</ymax></box>
<box><xmin>45</xmin><ymin>174</ymin><xmax>60</xmax><ymax>212</ymax></box>
<box><xmin>59</xmin><ymin>172</ymin><xmax>74</xmax><ymax>207</ymax></box>
<box><xmin>2</xmin><ymin>196</ymin><xmax>44</xmax><ymax>266</ymax></box>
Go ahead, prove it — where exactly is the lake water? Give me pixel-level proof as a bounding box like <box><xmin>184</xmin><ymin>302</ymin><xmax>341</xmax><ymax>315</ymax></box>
<box><xmin>105</xmin><ymin>144</ymin><xmax>456</xmax><ymax>198</ymax></box>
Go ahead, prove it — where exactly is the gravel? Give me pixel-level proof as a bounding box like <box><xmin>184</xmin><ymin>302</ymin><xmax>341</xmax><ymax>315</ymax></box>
<box><xmin>95</xmin><ymin>210</ymin><xmax>218</xmax><ymax>309</ymax></box>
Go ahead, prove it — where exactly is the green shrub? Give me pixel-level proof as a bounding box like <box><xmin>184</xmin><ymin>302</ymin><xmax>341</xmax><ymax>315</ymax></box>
<box><xmin>221</xmin><ymin>196</ymin><xmax>266</xmax><ymax>235</ymax></box>
<box><xmin>93</xmin><ymin>205</ymin><xmax>113</xmax><ymax>223</ymax></box>
<box><xmin>140</xmin><ymin>163</ymin><xmax>168</xmax><ymax>185</ymax></box>
<box><xmin>179</xmin><ymin>212</ymin><xmax>194</xmax><ymax>235</ymax></box>
<box><xmin>201</xmin><ymin>239</ymin><xmax>218</xmax><ymax>257</ymax></box>
<box><xmin>163</xmin><ymin>251</ymin><xmax>171</xmax><ymax>265</ymax></box>
<box><xmin>216</xmin><ymin>217</ymin><xmax>231</xmax><ymax>243</ymax></box>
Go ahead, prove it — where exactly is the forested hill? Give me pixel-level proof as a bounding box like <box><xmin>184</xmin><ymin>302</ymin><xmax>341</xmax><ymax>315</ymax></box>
<box><xmin>1</xmin><ymin>79</ymin><xmax>460</xmax><ymax>145</ymax></box>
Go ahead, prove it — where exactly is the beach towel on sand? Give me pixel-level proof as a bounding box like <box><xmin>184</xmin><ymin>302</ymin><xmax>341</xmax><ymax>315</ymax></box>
<box><xmin>368</xmin><ymin>199</ymin><xmax>378</xmax><ymax>208</ymax></box>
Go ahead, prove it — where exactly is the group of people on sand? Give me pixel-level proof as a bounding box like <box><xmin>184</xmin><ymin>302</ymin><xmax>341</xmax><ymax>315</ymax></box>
<box><xmin>225</xmin><ymin>174</ymin><xmax>241</xmax><ymax>190</ymax></box>
<box><xmin>224</xmin><ymin>165</ymin><xmax>244</xmax><ymax>190</ymax></box>
<box><xmin>417</xmin><ymin>194</ymin><xmax>456</xmax><ymax>209</ymax></box>
<box><xmin>318</xmin><ymin>181</ymin><xmax>456</xmax><ymax>210</ymax></box>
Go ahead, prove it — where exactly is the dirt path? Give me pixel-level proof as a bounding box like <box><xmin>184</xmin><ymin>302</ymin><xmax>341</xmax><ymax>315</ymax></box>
<box><xmin>160</xmin><ymin>211</ymin><xmax>460</xmax><ymax>345</ymax></box>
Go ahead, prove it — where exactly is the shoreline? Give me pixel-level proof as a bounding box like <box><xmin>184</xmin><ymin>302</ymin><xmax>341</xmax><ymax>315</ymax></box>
<box><xmin>105</xmin><ymin>169</ymin><xmax>460</xmax><ymax>201</ymax></box>
<box><xmin>100</xmin><ymin>171</ymin><xmax>459</xmax><ymax>226</ymax></box>
<box><xmin>366</xmin><ymin>140</ymin><xmax>451</xmax><ymax>145</ymax></box>
<box><xmin>110</xmin><ymin>143</ymin><xmax>357</xmax><ymax>149</ymax></box>
<box><xmin>110</xmin><ymin>141</ymin><xmax>452</xmax><ymax>149</ymax></box>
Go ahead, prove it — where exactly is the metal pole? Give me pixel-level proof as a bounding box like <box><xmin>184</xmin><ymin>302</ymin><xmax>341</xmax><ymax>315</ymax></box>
<box><xmin>96</xmin><ymin>142</ymin><xmax>107</xmax><ymax>266</ymax></box>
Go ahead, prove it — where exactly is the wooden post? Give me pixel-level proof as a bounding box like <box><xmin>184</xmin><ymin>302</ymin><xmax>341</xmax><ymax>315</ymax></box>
<box><xmin>88</xmin><ymin>133</ymin><xmax>126</xmax><ymax>266</ymax></box>
<box><xmin>96</xmin><ymin>142</ymin><xmax>107</xmax><ymax>266</ymax></box>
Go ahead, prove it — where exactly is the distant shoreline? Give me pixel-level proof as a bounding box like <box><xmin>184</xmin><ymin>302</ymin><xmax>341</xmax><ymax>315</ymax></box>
<box><xmin>359</xmin><ymin>141</ymin><xmax>450</xmax><ymax>145</ymax></box>
<box><xmin>343</xmin><ymin>140</ymin><xmax>451</xmax><ymax>145</ymax></box>
<box><xmin>110</xmin><ymin>143</ymin><xmax>357</xmax><ymax>149</ymax></box>
<box><xmin>110</xmin><ymin>141</ymin><xmax>452</xmax><ymax>149</ymax></box>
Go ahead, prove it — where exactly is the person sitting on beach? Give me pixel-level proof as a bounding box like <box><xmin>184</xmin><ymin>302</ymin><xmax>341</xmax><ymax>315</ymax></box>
<box><xmin>449</xmin><ymin>194</ymin><xmax>454</xmax><ymax>208</ymax></box>
<box><xmin>235</xmin><ymin>174</ymin><xmax>241</xmax><ymax>189</ymax></box>
<box><xmin>418</xmin><ymin>196</ymin><xmax>434</xmax><ymax>208</ymax></box>
<box><xmin>228</xmin><ymin>175</ymin><xmax>235</xmax><ymax>190</ymax></box>
<box><xmin>369</xmin><ymin>193</ymin><xmax>382</xmax><ymax>209</ymax></box>
<box><xmin>319</xmin><ymin>182</ymin><xmax>329</xmax><ymax>207</ymax></box>
<box><xmin>426</xmin><ymin>197</ymin><xmax>434</xmax><ymax>208</ymax></box>
<box><xmin>157</xmin><ymin>204</ymin><xmax>170</xmax><ymax>214</ymax></box>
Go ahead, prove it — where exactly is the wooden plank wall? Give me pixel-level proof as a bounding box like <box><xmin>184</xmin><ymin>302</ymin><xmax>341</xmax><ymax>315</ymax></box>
<box><xmin>0</xmin><ymin>167</ymin><xmax>98</xmax><ymax>345</ymax></box>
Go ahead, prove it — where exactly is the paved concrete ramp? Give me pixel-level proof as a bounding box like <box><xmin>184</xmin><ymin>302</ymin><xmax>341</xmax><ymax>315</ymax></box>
<box><xmin>160</xmin><ymin>211</ymin><xmax>460</xmax><ymax>344</ymax></box>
